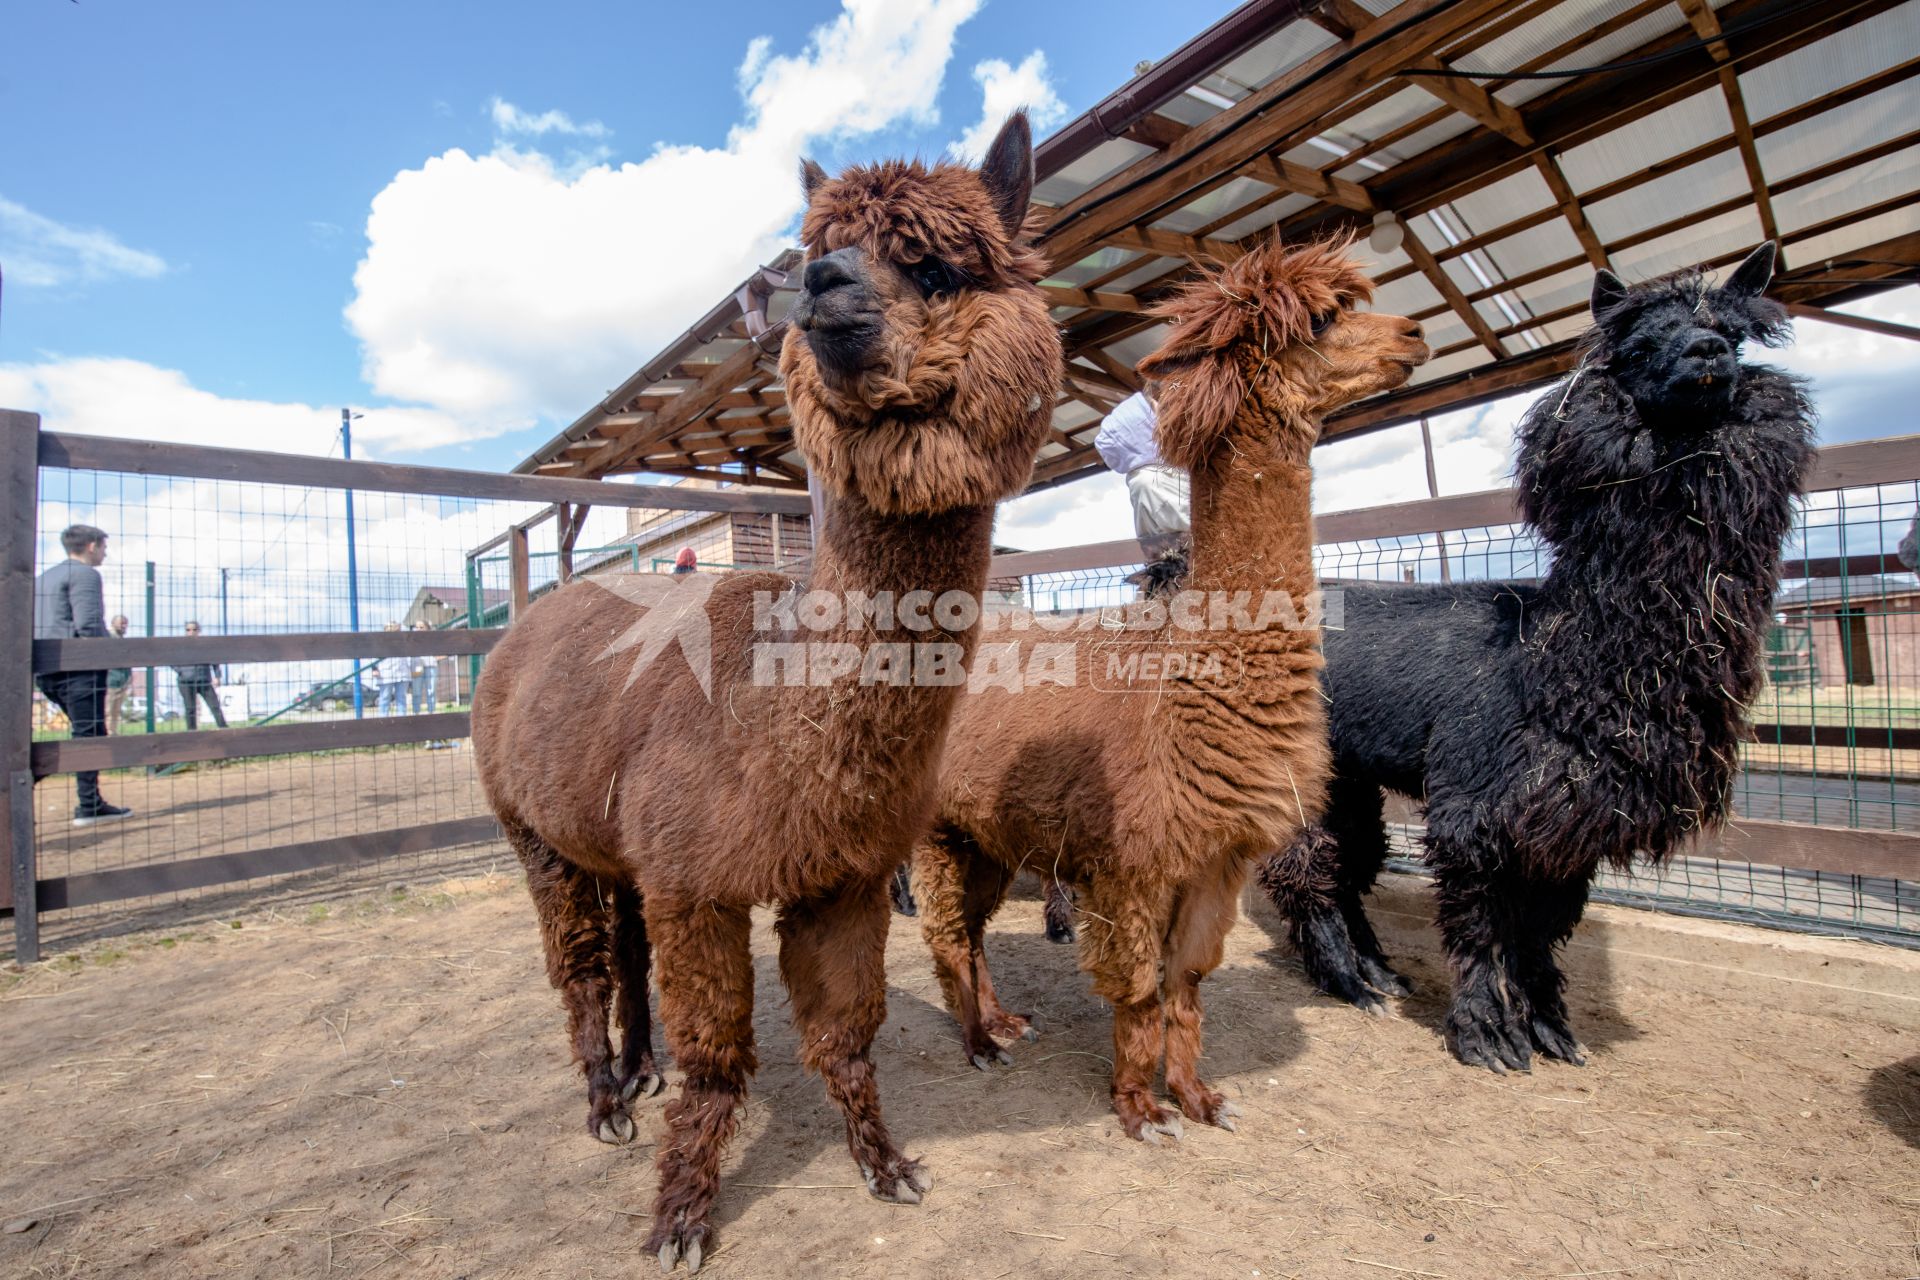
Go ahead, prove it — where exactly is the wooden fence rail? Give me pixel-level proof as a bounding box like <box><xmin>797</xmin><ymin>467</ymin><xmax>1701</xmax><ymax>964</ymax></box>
<box><xmin>8</xmin><ymin>413</ymin><xmax>1920</xmax><ymax>962</ymax></box>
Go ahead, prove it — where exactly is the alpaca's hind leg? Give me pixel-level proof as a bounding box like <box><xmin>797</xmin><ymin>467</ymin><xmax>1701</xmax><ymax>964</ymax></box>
<box><xmin>611</xmin><ymin>880</ymin><xmax>665</xmax><ymax>1100</ymax></box>
<box><xmin>1042</xmin><ymin>877</ymin><xmax>1076</xmax><ymax>944</ymax></box>
<box><xmin>913</xmin><ymin>832</ymin><xmax>1021</xmax><ymax>1068</ymax></box>
<box><xmin>1323</xmin><ymin>776</ymin><xmax>1410</xmax><ymax>998</ymax></box>
<box><xmin>1429</xmin><ymin>832</ymin><xmax>1533</xmax><ymax>1074</ymax></box>
<box><xmin>1501</xmin><ymin>870</ymin><xmax>1590</xmax><ymax>1065</ymax></box>
<box><xmin>1079</xmin><ymin>878</ymin><xmax>1182</xmax><ymax>1143</ymax></box>
<box><xmin>511</xmin><ymin>823</ymin><xmax>631</xmax><ymax>1143</ymax></box>
<box><xmin>889</xmin><ymin>862</ymin><xmax>918</xmax><ymax>916</ymax></box>
<box><xmin>777</xmin><ymin>875</ymin><xmax>932</xmax><ymax>1205</ymax></box>
<box><xmin>644</xmin><ymin>898</ymin><xmax>757</xmax><ymax>1273</ymax></box>
<box><xmin>1257</xmin><ymin>826</ymin><xmax>1386</xmax><ymax>1015</ymax></box>
<box><xmin>1161</xmin><ymin>858</ymin><xmax>1246</xmax><ymax>1132</ymax></box>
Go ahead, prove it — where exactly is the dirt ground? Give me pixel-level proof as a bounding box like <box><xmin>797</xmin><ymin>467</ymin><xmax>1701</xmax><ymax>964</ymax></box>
<box><xmin>1</xmin><ymin>873</ymin><xmax>1915</xmax><ymax>1280</ymax></box>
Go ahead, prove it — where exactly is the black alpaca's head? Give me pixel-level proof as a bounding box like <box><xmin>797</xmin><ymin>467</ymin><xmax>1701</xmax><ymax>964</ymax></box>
<box><xmin>1586</xmin><ymin>241</ymin><xmax>1789</xmax><ymax>428</ymax></box>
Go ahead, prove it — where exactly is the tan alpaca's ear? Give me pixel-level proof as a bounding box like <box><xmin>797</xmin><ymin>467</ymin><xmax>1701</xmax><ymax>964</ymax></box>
<box><xmin>978</xmin><ymin>111</ymin><xmax>1033</xmax><ymax>237</ymax></box>
<box><xmin>1143</xmin><ymin>355</ymin><xmax>1245</xmax><ymax>473</ymax></box>
<box><xmin>800</xmin><ymin>158</ymin><xmax>829</xmax><ymax>201</ymax></box>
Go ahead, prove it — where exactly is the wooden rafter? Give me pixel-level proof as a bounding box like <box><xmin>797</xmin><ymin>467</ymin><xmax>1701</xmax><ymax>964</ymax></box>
<box><xmin>1302</xmin><ymin>0</ymin><xmax>1376</xmax><ymax>40</ymax></box>
<box><xmin>1677</xmin><ymin>0</ymin><xmax>1782</xmax><ymax>247</ymax></box>
<box><xmin>1244</xmin><ymin>154</ymin><xmax>1372</xmax><ymax>211</ymax></box>
<box><xmin>1040</xmin><ymin>284</ymin><xmax>1149</xmax><ymax>313</ymax></box>
<box><xmin>1080</xmin><ymin>347</ymin><xmax>1144</xmax><ymax>392</ymax></box>
<box><xmin>1403</xmin><ymin>54</ymin><xmax>1532</xmax><ymax>145</ymax></box>
<box><xmin>1532</xmin><ymin>152</ymin><xmax>1608</xmax><ymax>268</ymax></box>
<box><xmin>1784</xmin><ymin>303</ymin><xmax>1920</xmax><ymax>343</ymax></box>
<box><xmin>1399</xmin><ymin>218</ymin><xmax>1507</xmax><ymax>357</ymax></box>
<box><xmin>1101</xmin><ymin>226</ymin><xmax>1245</xmax><ymax>263</ymax></box>
<box><xmin>575</xmin><ymin>334</ymin><xmax>773</xmax><ymax>476</ymax></box>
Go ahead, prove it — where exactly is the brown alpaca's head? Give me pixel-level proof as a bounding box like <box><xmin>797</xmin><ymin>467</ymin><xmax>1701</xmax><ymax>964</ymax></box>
<box><xmin>1135</xmin><ymin>236</ymin><xmax>1429</xmax><ymax>471</ymax></box>
<box><xmin>780</xmin><ymin>113</ymin><xmax>1061</xmax><ymax>515</ymax></box>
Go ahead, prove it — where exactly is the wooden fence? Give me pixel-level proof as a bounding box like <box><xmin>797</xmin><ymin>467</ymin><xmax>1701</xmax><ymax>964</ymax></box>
<box><xmin>7</xmin><ymin>410</ymin><xmax>1919</xmax><ymax>960</ymax></box>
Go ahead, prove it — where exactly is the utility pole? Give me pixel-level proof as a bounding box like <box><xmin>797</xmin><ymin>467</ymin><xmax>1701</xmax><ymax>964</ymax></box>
<box><xmin>343</xmin><ymin>410</ymin><xmax>364</xmax><ymax>719</ymax></box>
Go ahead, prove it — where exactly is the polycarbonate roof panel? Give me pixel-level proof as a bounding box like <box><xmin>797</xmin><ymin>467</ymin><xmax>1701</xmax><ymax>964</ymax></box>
<box><xmin>1032</xmin><ymin>137</ymin><xmax>1155</xmax><ymax>206</ymax></box>
<box><xmin>1339</xmin><ymin>112</ymin><xmax>1476</xmax><ymax>174</ymax></box>
<box><xmin>1370</xmin><ymin>272</ymin><xmax>1446</xmax><ymax>321</ymax></box>
<box><xmin>1610</xmin><ymin>205</ymin><xmax>1766</xmax><ymax>280</ymax></box>
<box><xmin>1333</xmin><ymin>86</ymin><xmax>1451</xmax><ymax>145</ymax></box>
<box><xmin>1443</xmin><ymin>167</ymin><xmax>1556</xmax><ymax>238</ymax></box>
<box><xmin>1509</xmin><ymin>263</ymin><xmax>1597</xmax><ymax>324</ymax></box>
<box><xmin>1409</xmin><ymin>347</ymin><xmax>1485</xmax><ymax>385</ymax></box>
<box><xmin>1585</xmin><ymin>151</ymin><xmax>1751</xmax><ymax>243</ymax></box>
<box><xmin>1739</xmin><ymin>2</ymin><xmax>1920</xmax><ymax>122</ymax></box>
<box><xmin>1773</xmin><ymin>144</ymin><xmax>1920</xmax><ymax>234</ymax></box>
<box><xmin>1155</xmin><ymin>92</ymin><xmax>1228</xmax><ymax>127</ymax></box>
<box><xmin>1489</xmin><ymin>2</ymin><xmax>1692</xmax><ymax>108</ymax></box>
<box><xmin>1212</xmin><ymin>192</ymin><xmax>1316</xmax><ymax>242</ymax></box>
<box><xmin>1452</xmin><ymin>0</ymin><xmax>1646</xmax><ymax>73</ymax></box>
<box><xmin>1043</xmin><ymin>246</ymin><xmax>1144</xmax><ymax>288</ymax></box>
<box><xmin>1757</xmin><ymin>85</ymin><xmax>1914</xmax><ymax>185</ymax></box>
<box><xmin>1558</xmin><ymin>90</ymin><xmax>1731</xmax><ymax>193</ymax></box>
<box><xmin>1456</xmin><ymin>220</ymin><xmax>1586</xmax><ymax>289</ymax></box>
<box><xmin>1152</xmin><ymin>175</ymin><xmax>1278</xmax><ymax>233</ymax></box>
<box><xmin>1100</xmin><ymin>255</ymin><xmax>1186</xmax><ymax>295</ymax></box>
<box><xmin>1791</xmin><ymin>204</ymin><xmax>1918</xmax><ymax>267</ymax></box>
<box><xmin>1213</xmin><ymin>22</ymin><xmax>1340</xmax><ymax>91</ymax></box>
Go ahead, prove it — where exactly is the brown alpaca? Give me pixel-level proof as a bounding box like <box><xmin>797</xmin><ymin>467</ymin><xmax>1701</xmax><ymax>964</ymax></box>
<box><xmin>912</xmin><ymin>236</ymin><xmax>1428</xmax><ymax>1141</ymax></box>
<box><xmin>470</xmin><ymin>114</ymin><xmax>1059</xmax><ymax>1272</ymax></box>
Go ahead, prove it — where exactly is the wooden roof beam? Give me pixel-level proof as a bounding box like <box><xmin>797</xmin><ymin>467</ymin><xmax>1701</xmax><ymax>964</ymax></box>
<box><xmin>1404</xmin><ymin>55</ymin><xmax>1533</xmax><ymax>146</ymax></box>
<box><xmin>1398</xmin><ymin>218</ymin><xmax>1507</xmax><ymax>357</ymax></box>
<box><xmin>575</xmin><ymin>330</ymin><xmax>777</xmax><ymax>476</ymax></box>
<box><xmin>1532</xmin><ymin>152</ymin><xmax>1609</xmax><ymax>269</ymax></box>
<box><xmin>1040</xmin><ymin>284</ymin><xmax>1150</xmax><ymax>313</ymax></box>
<box><xmin>1677</xmin><ymin>0</ymin><xmax>1783</xmax><ymax>247</ymax></box>
<box><xmin>1101</xmin><ymin>226</ymin><xmax>1245</xmax><ymax>263</ymax></box>
<box><xmin>1784</xmin><ymin>303</ymin><xmax>1920</xmax><ymax>343</ymax></box>
<box><xmin>1302</xmin><ymin>0</ymin><xmax>1378</xmax><ymax>41</ymax></box>
<box><xmin>1080</xmin><ymin>346</ymin><xmax>1144</xmax><ymax>392</ymax></box>
<box><xmin>1244</xmin><ymin>154</ymin><xmax>1373</xmax><ymax>211</ymax></box>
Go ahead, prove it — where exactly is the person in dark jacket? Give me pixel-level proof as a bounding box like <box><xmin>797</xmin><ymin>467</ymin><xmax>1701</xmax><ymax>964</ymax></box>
<box><xmin>33</xmin><ymin>524</ymin><xmax>133</xmax><ymax>826</ymax></box>
<box><xmin>173</xmin><ymin>621</ymin><xmax>228</xmax><ymax>729</ymax></box>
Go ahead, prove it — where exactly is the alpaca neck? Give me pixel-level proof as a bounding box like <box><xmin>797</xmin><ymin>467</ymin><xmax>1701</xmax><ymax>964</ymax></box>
<box><xmin>804</xmin><ymin>495</ymin><xmax>996</xmax><ymax>635</ymax></box>
<box><xmin>1150</xmin><ymin>416</ymin><xmax>1326</xmax><ymax>834</ymax></box>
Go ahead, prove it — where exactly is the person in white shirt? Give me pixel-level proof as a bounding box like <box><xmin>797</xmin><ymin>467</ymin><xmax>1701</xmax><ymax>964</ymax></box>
<box><xmin>1092</xmin><ymin>385</ymin><xmax>1189</xmax><ymax>557</ymax></box>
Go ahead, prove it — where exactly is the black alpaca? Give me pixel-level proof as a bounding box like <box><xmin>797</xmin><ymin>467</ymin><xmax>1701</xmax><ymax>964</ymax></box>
<box><xmin>1260</xmin><ymin>243</ymin><xmax>1815</xmax><ymax>1072</ymax></box>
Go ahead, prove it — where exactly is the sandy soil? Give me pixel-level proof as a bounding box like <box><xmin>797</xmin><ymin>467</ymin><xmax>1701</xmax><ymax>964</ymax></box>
<box><xmin>1</xmin><ymin>873</ymin><xmax>1915</xmax><ymax>1280</ymax></box>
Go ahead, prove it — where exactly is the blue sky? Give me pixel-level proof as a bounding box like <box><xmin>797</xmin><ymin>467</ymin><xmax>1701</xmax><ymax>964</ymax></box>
<box><xmin>4</xmin><ymin>0</ymin><xmax>1915</xmax><ymax>557</ymax></box>
<box><xmin>2</xmin><ymin>0</ymin><xmax>1215</xmax><ymax>473</ymax></box>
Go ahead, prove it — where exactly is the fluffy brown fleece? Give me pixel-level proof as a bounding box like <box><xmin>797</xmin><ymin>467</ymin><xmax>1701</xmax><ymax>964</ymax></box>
<box><xmin>912</xmin><ymin>234</ymin><xmax>1430</xmax><ymax>1142</ymax></box>
<box><xmin>784</xmin><ymin>161</ymin><xmax>1056</xmax><ymax>514</ymax></box>
<box><xmin>470</xmin><ymin>114</ymin><xmax>1058</xmax><ymax>1273</ymax></box>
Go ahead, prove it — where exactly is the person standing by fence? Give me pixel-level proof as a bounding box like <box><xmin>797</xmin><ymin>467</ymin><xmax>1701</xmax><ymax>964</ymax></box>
<box><xmin>173</xmin><ymin>621</ymin><xmax>228</xmax><ymax>730</ymax></box>
<box><xmin>375</xmin><ymin>621</ymin><xmax>409</xmax><ymax>716</ymax></box>
<box><xmin>104</xmin><ymin>613</ymin><xmax>132</xmax><ymax>732</ymax></box>
<box><xmin>33</xmin><ymin>524</ymin><xmax>133</xmax><ymax>826</ymax></box>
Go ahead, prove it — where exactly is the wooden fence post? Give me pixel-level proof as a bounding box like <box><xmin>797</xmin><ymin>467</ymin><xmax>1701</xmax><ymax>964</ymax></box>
<box><xmin>3</xmin><ymin>411</ymin><xmax>41</xmax><ymax>962</ymax></box>
<box><xmin>508</xmin><ymin>525</ymin><xmax>531</xmax><ymax>621</ymax></box>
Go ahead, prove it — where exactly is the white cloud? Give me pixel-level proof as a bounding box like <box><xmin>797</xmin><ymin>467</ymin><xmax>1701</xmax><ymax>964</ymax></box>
<box><xmin>950</xmin><ymin>51</ymin><xmax>1068</xmax><ymax>164</ymax></box>
<box><xmin>347</xmin><ymin>0</ymin><xmax>983</xmax><ymax>432</ymax></box>
<box><xmin>0</xmin><ymin>196</ymin><xmax>167</xmax><ymax>289</ymax></box>
<box><xmin>0</xmin><ymin>356</ymin><xmax>474</xmax><ymax>456</ymax></box>
<box><xmin>489</xmin><ymin>97</ymin><xmax>610</xmax><ymax>139</ymax></box>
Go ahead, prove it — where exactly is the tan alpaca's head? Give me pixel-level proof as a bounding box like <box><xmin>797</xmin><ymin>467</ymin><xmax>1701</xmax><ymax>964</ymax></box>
<box><xmin>1135</xmin><ymin>235</ymin><xmax>1429</xmax><ymax>471</ymax></box>
<box><xmin>780</xmin><ymin>113</ymin><xmax>1062</xmax><ymax>515</ymax></box>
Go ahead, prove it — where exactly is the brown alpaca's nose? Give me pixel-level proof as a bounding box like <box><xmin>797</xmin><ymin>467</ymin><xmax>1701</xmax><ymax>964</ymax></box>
<box><xmin>1402</xmin><ymin>319</ymin><xmax>1425</xmax><ymax>342</ymax></box>
<box><xmin>804</xmin><ymin>250</ymin><xmax>861</xmax><ymax>297</ymax></box>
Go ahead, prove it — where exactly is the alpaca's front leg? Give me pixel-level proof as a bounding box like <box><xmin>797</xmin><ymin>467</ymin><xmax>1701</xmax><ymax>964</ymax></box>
<box><xmin>1160</xmin><ymin>857</ymin><xmax>1246</xmax><ymax>1131</ymax></box>
<box><xmin>1082</xmin><ymin>881</ymin><xmax>1182</xmax><ymax>1142</ymax></box>
<box><xmin>645</xmin><ymin>898</ymin><xmax>758</xmax><ymax>1274</ymax></box>
<box><xmin>1257</xmin><ymin>829</ymin><xmax>1388</xmax><ymax>1015</ymax></box>
<box><xmin>1429</xmin><ymin>839</ymin><xmax>1534</xmax><ymax>1074</ymax></box>
<box><xmin>1499</xmin><ymin>867</ymin><xmax>1591</xmax><ymax>1065</ymax></box>
<box><xmin>777</xmin><ymin>875</ymin><xmax>932</xmax><ymax>1204</ymax></box>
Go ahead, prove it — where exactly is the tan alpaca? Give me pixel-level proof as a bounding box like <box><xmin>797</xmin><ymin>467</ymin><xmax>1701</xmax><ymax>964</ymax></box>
<box><xmin>912</xmin><ymin>236</ymin><xmax>1428</xmax><ymax>1141</ymax></box>
<box><xmin>471</xmin><ymin>115</ymin><xmax>1060</xmax><ymax>1272</ymax></box>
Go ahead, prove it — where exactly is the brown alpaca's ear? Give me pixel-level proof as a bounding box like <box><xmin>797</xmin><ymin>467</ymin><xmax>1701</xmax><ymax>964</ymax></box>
<box><xmin>800</xmin><ymin>158</ymin><xmax>829</xmax><ymax>201</ymax></box>
<box><xmin>1142</xmin><ymin>355</ymin><xmax>1246</xmax><ymax>473</ymax></box>
<box><xmin>978</xmin><ymin>112</ymin><xmax>1033</xmax><ymax>237</ymax></box>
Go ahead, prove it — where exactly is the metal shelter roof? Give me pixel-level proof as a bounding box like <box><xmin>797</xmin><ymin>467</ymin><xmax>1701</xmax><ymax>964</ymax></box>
<box><xmin>518</xmin><ymin>0</ymin><xmax>1920</xmax><ymax>491</ymax></box>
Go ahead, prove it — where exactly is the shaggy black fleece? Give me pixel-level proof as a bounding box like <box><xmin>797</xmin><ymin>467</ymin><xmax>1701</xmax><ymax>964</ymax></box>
<box><xmin>1259</xmin><ymin>243</ymin><xmax>1816</xmax><ymax>1072</ymax></box>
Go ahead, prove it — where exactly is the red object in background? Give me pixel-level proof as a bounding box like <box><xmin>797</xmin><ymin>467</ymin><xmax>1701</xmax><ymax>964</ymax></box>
<box><xmin>673</xmin><ymin>547</ymin><xmax>697</xmax><ymax>574</ymax></box>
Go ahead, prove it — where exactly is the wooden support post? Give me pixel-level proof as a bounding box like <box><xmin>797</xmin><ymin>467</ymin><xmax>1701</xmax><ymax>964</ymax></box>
<box><xmin>507</xmin><ymin>525</ymin><xmax>531</xmax><ymax>622</ymax></box>
<box><xmin>556</xmin><ymin>502</ymin><xmax>589</xmax><ymax>582</ymax></box>
<box><xmin>3</xmin><ymin>411</ymin><xmax>40</xmax><ymax>959</ymax></box>
<box><xmin>1420</xmin><ymin>414</ymin><xmax>1450</xmax><ymax>584</ymax></box>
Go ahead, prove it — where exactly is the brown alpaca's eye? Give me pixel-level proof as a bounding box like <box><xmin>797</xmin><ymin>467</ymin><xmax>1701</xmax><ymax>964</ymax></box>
<box><xmin>1310</xmin><ymin>311</ymin><xmax>1337</xmax><ymax>338</ymax></box>
<box><xmin>907</xmin><ymin>257</ymin><xmax>961</xmax><ymax>298</ymax></box>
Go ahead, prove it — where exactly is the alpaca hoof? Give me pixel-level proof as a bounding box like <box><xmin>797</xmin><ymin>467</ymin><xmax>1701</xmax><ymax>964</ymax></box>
<box><xmin>596</xmin><ymin>1112</ymin><xmax>636</xmax><ymax>1144</ymax></box>
<box><xmin>1215</xmin><ymin>1101</ymin><xmax>1241</xmax><ymax>1133</ymax></box>
<box><xmin>1043</xmin><ymin>924</ymin><xmax>1076</xmax><ymax>945</ymax></box>
<box><xmin>623</xmin><ymin>1071</ymin><xmax>666</xmax><ymax>1101</ymax></box>
<box><xmin>969</xmin><ymin>1048</ymin><xmax>1013</xmax><ymax>1071</ymax></box>
<box><xmin>1530</xmin><ymin>1017</ymin><xmax>1588</xmax><ymax>1066</ymax></box>
<box><xmin>1357</xmin><ymin>956</ymin><xmax>1413</xmax><ymax>998</ymax></box>
<box><xmin>1021</xmin><ymin>1025</ymin><xmax>1039</xmax><ymax>1043</ymax></box>
<box><xmin>1138</xmin><ymin>1113</ymin><xmax>1185</xmax><ymax>1145</ymax></box>
<box><xmin>861</xmin><ymin>1157</ymin><xmax>932</xmax><ymax>1204</ymax></box>
<box><xmin>650</xmin><ymin>1216</ymin><xmax>710</xmax><ymax>1274</ymax></box>
<box><xmin>981</xmin><ymin>1010</ymin><xmax>1035</xmax><ymax>1044</ymax></box>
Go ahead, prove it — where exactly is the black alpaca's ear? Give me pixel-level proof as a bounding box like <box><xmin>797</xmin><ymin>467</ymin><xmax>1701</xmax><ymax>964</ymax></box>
<box><xmin>1725</xmin><ymin>241</ymin><xmax>1777</xmax><ymax>297</ymax></box>
<box><xmin>1591</xmin><ymin>268</ymin><xmax>1628</xmax><ymax>318</ymax></box>
<box><xmin>800</xmin><ymin>158</ymin><xmax>829</xmax><ymax>201</ymax></box>
<box><xmin>978</xmin><ymin>111</ymin><xmax>1033</xmax><ymax>237</ymax></box>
